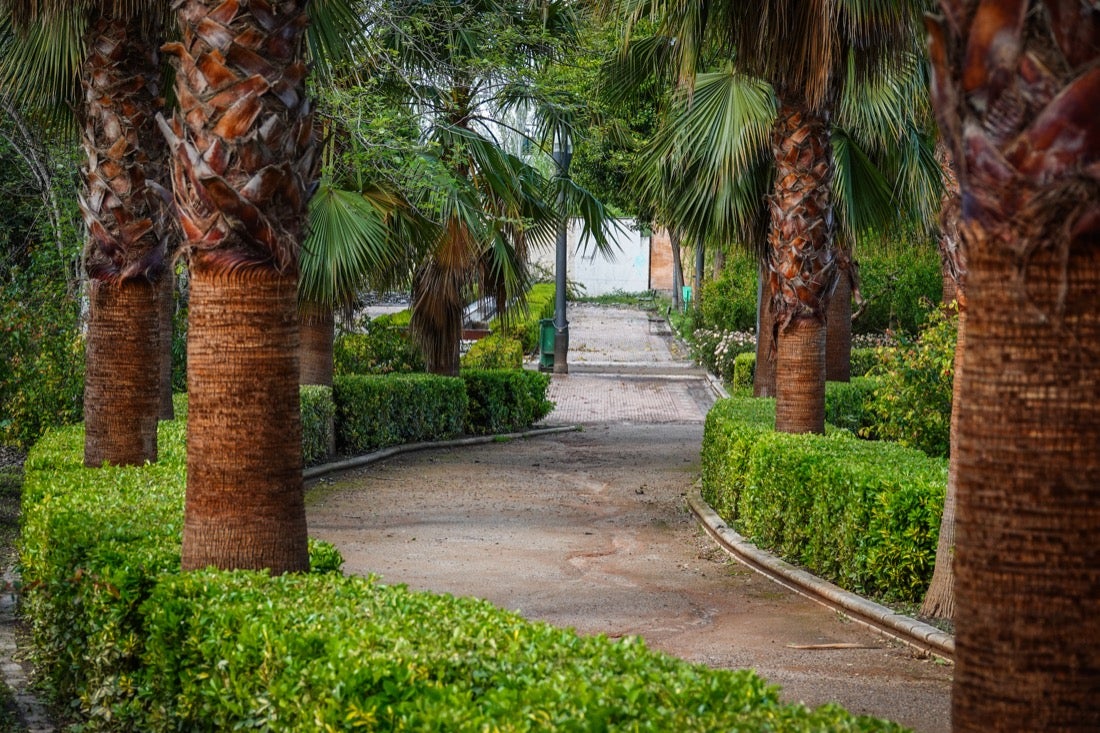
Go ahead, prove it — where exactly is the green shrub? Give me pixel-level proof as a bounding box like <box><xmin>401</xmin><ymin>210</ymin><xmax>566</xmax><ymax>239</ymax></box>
<box><xmin>306</xmin><ymin>539</ymin><xmax>344</xmax><ymax>574</ymax></box>
<box><xmin>698</xmin><ymin>252</ymin><xmax>758</xmax><ymax>333</ymax></box>
<box><xmin>493</xmin><ymin>282</ymin><xmax>556</xmax><ymax>353</ymax></box>
<box><xmin>850</xmin><ymin>347</ymin><xmax>882</xmax><ymax>377</ymax></box>
<box><xmin>702</xmin><ymin>395</ymin><xmax>947</xmax><ymax>602</ymax></box>
<box><xmin>334</xmin><ymin>318</ymin><xmax>424</xmax><ymax>375</ymax></box>
<box><xmin>853</xmin><ymin>236</ymin><xmax>941</xmax><ymax>336</ymax></box>
<box><xmin>461</xmin><ymin>334</ymin><xmax>524</xmax><ymax>370</ymax></box>
<box><xmin>461</xmin><ymin>370</ymin><xmax>553</xmax><ymax>435</ymax></box>
<box><xmin>864</xmin><ymin>307</ymin><xmax>956</xmax><ymax>458</ymax></box>
<box><xmin>824</xmin><ymin>377</ymin><xmax>880</xmax><ymax>436</ymax></box>
<box><xmin>334</xmin><ymin>373</ymin><xmax>467</xmax><ymax>454</ymax></box>
<box><xmin>22</xmin><ymin>421</ymin><xmax>908</xmax><ymax>732</ymax></box>
<box><xmin>373</xmin><ymin>309</ymin><xmax>412</xmax><ymax>328</ymax></box>
<box><xmin>732</xmin><ymin>352</ymin><xmax>756</xmax><ymax>390</ymax></box>
<box><xmin>300</xmin><ymin>385</ymin><xmax>335</xmax><ymax>466</ymax></box>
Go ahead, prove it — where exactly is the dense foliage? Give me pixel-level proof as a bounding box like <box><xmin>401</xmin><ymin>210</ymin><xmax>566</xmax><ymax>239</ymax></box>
<box><xmin>20</xmin><ymin>420</ymin><xmax>909</xmax><ymax>732</ymax></box>
<box><xmin>461</xmin><ymin>334</ymin><xmax>525</xmax><ymax>370</ymax></box>
<box><xmin>334</xmin><ymin>317</ymin><xmax>425</xmax><ymax>375</ymax></box>
<box><xmin>461</xmin><ymin>369</ymin><xmax>553</xmax><ymax>435</ymax></box>
<box><xmin>491</xmin><ymin>282</ymin><xmax>556</xmax><ymax>353</ymax></box>
<box><xmin>334</xmin><ymin>373</ymin><xmax>468</xmax><ymax>454</ymax></box>
<box><xmin>702</xmin><ymin>397</ymin><xmax>946</xmax><ymax>603</ymax></box>
<box><xmin>300</xmin><ymin>385</ymin><xmax>336</xmax><ymax>467</ymax></box>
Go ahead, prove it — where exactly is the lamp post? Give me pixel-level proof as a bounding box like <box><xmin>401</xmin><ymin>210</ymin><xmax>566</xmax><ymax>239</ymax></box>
<box><xmin>552</xmin><ymin>130</ymin><xmax>572</xmax><ymax>374</ymax></box>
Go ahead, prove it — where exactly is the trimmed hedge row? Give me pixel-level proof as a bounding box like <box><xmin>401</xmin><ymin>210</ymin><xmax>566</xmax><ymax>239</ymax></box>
<box><xmin>300</xmin><ymin>385</ymin><xmax>335</xmax><ymax>466</ymax></box>
<box><xmin>462</xmin><ymin>369</ymin><xmax>553</xmax><ymax>435</ymax></box>
<box><xmin>334</xmin><ymin>373</ymin><xmax>468</xmax><ymax>454</ymax></box>
<box><xmin>492</xmin><ymin>282</ymin><xmax>556</xmax><ymax>353</ymax></box>
<box><xmin>702</xmin><ymin>397</ymin><xmax>946</xmax><ymax>603</ymax></box>
<box><xmin>21</xmin><ymin>422</ymin><xmax>908</xmax><ymax>732</ymax></box>
<box><xmin>727</xmin><ymin>348</ymin><xmax>883</xmax><ymax>391</ymax></box>
<box><xmin>461</xmin><ymin>333</ymin><xmax>525</xmax><ymax>370</ymax></box>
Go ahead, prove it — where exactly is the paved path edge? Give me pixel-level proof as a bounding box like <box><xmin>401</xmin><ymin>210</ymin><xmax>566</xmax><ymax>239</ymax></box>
<box><xmin>686</xmin><ymin>489</ymin><xmax>955</xmax><ymax>662</ymax></box>
<box><xmin>304</xmin><ymin>425</ymin><xmax>583</xmax><ymax>482</ymax></box>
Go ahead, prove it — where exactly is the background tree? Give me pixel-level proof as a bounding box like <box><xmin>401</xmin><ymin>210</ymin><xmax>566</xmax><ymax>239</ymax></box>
<box><xmin>0</xmin><ymin>2</ymin><xmax>175</xmax><ymax>465</ymax></box>
<box><xmin>927</xmin><ymin>1</ymin><xmax>1100</xmax><ymax>727</ymax></box>
<box><xmin>614</xmin><ymin>2</ymin><xmax>939</xmax><ymax>417</ymax></box>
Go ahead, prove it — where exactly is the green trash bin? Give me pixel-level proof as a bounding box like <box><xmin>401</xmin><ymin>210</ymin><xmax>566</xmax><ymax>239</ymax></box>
<box><xmin>539</xmin><ymin>318</ymin><xmax>555</xmax><ymax>371</ymax></box>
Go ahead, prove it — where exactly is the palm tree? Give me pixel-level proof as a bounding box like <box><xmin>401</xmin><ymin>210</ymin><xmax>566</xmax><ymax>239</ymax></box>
<box><xmin>374</xmin><ymin>0</ymin><xmax>612</xmax><ymax>376</ymax></box>
<box><xmin>162</xmin><ymin>0</ymin><xmax>341</xmax><ymax>573</ymax></box>
<box><xmin>0</xmin><ymin>2</ymin><xmax>175</xmax><ymax>465</ymax></box>
<box><xmin>928</xmin><ymin>3</ymin><xmax>1100</xmax><ymax>727</ymax></box>
<box><xmin>617</xmin><ymin>7</ymin><xmax>938</xmax><ymax>426</ymax></box>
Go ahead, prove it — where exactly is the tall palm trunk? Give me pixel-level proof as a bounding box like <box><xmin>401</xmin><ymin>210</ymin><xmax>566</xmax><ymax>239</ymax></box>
<box><xmin>158</xmin><ymin>273</ymin><xmax>176</xmax><ymax>420</ymax></box>
<box><xmin>753</xmin><ymin>264</ymin><xmax>777</xmax><ymax>397</ymax></box>
<box><xmin>767</xmin><ymin>101</ymin><xmax>836</xmax><ymax>433</ymax></box>
<box><xmin>165</xmin><ymin>0</ymin><xmax>316</xmax><ymax>573</ymax></box>
<box><xmin>300</xmin><ymin>304</ymin><xmax>335</xmax><ymax>386</ymax></box>
<box><xmin>825</xmin><ymin>242</ymin><xmax>854</xmax><ymax>382</ymax></box>
<box><xmin>920</xmin><ymin>148</ymin><xmax>966</xmax><ymax>621</ymax></box>
<box><xmin>929</xmin><ymin>3</ymin><xmax>1100</xmax><ymax>727</ymax></box>
<box><xmin>80</xmin><ymin>15</ymin><xmax>169</xmax><ymax>466</ymax></box>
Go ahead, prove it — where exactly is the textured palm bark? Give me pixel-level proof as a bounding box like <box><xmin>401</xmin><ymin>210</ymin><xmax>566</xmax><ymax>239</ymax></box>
<box><xmin>920</xmin><ymin>147</ymin><xmax>967</xmax><ymax>621</ymax></box>
<box><xmin>84</xmin><ymin>279</ymin><xmax>160</xmax><ymax>466</ymax></box>
<box><xmin>767</xmin><ymin>101</ymin><xmax>836</xmax><ymax>433</ymax></box>
<box><xmin>919</xmin><ymin>307</ymin><xmax>965</xmax><ymax>621</ymax></box>
<box><xmin>183</xmin><ymin>266</ymin><xmax>307</xmax><ymax>572</ymax></box>
<box><xmin>158</xmin><ymin>274</ymin><xmax>176</xmax><ymax>420</ymax></box>
<box><xmin>928</xmin><ymin>1</ymin><xmax>1100</xmax><ymax>727</ymax></box>
<box><xmin>753</xmin><ymin>264</ymin><xmax>777</xmax><ymax>397</ymax></box>
<box><xmin>299</xmin><ymin>305</ymin><xmax>335</xmax><ymax>386</ymax></box>
<box><xmin>165</xmin><ymin>0</ymin><xmax>316</xmax><ymax>573</ymax></box>
<box><xmin>825</xmin><ymin>256</ymin><xmax>852</xmax><ymax>382</ymax></box>
<box><xmin>79</xmin><ymin>15</ymin><xmax>170</xmax><ymax>465</ymax></box>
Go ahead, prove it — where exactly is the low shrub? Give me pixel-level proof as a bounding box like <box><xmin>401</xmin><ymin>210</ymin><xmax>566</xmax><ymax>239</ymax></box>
<box><xmin>334</xmin><ymin>318</ymin><xmax>424</xmax><ymax>375</ymax></box>
<box><xmin>461</xmin><ymin>333</ymin><xmax>524</xmax><ymax>370</ymax></box>
<box><xmin>22</xmin><ymin>422</ymin><xmax>908</xmax><ymax>732</ymax></box>
<box><xmin>697</xmin><ymin>254</ymin><xmax>758</xmax><ymax>333</ymax></box>
<box><xmin>850</xmin><ymin>347</ymin><xmax>882</xmax><ymax>378</ymax></box>
<box><xmin>733</xmin><ymin>352</ymin><xmax>756</xmax><ymax>390</ymax></box>
<box><xmin>702</xmin><ymin>396</ymin><xmax>946</xmax><ymax>602</ymax></box>
<box><xmin>461</xmin><ymin>370</ymin><xmax>553</xmax><ymax>435</ymax></box>
<box><xmin>334</xmin><ymin>373</ymin><xmax>467</xmax><ymax>454</ymax></box>
<box><xmin>824</xmin><ymin>377</ymin><xmax>880</xmax><ymax>435</ymax></box>
<box><xmin>853</xmin><ymin>236</ymin><xmax>942</xmax><ymax>336</ymax></box>
<box><xmin>300</xmin><ymin>385</ymin><xmax>335</xmax><ymax>466</ymax></box>
<box><xmin>492</xmin><ymin>282</ymin><xmax>556</xmax><ymax>353</ymax></box>
<box><xmin>689</xmin><ymin>328</ymin><xmax>755</xmax><ymax>383</ymax></box>
<box><xmin>863</xmin><ymin>306</ymin><xmax>957</xmax><ymax>458</ymax></box>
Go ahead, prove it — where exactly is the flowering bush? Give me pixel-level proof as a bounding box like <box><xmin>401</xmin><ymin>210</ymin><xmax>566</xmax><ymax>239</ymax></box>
<box><xmin>689</xmin><ymin>327</ymin><xmax>756</xmax><ymax>382</ymax></box>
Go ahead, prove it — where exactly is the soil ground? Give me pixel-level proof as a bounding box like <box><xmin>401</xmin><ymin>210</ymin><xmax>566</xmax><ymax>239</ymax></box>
<box><xmin>307</xmin><ymin>304</ymin><xmax>953</xmax><ymax>732</ymax></box>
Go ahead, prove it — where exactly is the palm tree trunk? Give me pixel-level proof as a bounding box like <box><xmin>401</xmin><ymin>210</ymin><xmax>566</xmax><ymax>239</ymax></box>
<box><xmin>670</xmin><ymin>229</ymin><xmax>683</xmax><ymax>311</ymax></box>
<box><xmin>79</xmin><ymin>14</ymin><xmax>169</xmax><ymax>465</ymax></box>
<box><xmin>158</xmin><ymin>273</ymin><xmax>175</xmax><ymax>420</ymax></box>
<box><xmin>753</xmin><ymin>262</ymin><xmax>777</xmax><ymax>397</ymax></box>
<box><xmin>929</xmin><ymin>5</ymin><xmax>1100</xmax><ymax>727</ymax></box>
<box><xmin>183</xmin><ymin>264</ymin><xmax>307</xmax><ymax>572</ymax></box>
<box><xmin>412</xmin><ymin>258</ymin><xmax>466</xmax><ymax>377</ymax></box>
<box><xmin>166</xmin><ymin>0</ymin><xmax>315</xmax><ymax>573</ymax></box>
<box><xmin>825</xmin><ymin>254</ymin><xmax>852</xmax><ymax>382</ymax></box>
<box><xmin>920</xmin><ymin>148</ymin><xmax>966</xmax><ymax>621</ymax></box>
<box><xmin>767</xmin><ymin>100</ymin><xmax>836</xmax><ymax>433</ymax></box>
<box><xmin>84</xmin><ymin>278</ymin><xmax>160</xmax><ymax>466</ymax></box>
<box><xmin>300</xmin><ymin>304</ymin><xmax>335</xmax><ymax>386</ymax></box>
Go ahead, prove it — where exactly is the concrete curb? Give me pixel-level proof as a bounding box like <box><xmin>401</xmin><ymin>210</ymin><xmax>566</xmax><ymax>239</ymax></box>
<box><xmin>686</xmin><ymin>490</ymin><xmax>955</xmax><ymax>662</ymax></box>
<box><xmin>304</xmin><ymin>425</ymin><xmax>582</xmax><ymax>482</ymax></box>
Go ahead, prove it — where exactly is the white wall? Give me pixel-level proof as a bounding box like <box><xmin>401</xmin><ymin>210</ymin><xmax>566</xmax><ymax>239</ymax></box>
<box><xmin>530</xmin><ymin>219</ymin><xmax>650</xmax><ymax>297</ymax></box>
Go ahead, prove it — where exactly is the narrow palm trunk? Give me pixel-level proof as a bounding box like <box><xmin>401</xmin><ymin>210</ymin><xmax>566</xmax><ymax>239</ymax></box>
<box><xmin>300</xmin><ymin>305</ymin><xmax>335</xmax><ymax>386</ymax></box>
<box><xmin>412</xmin><ymin>258</ymin><xmax>467</xmax><ymax>377</ymax></box>
<box><xmin>767</xmin><ymin>101</ymin><xmax>836</xmax><ymax>433</ymax></box>
<box><xmin>166</xmin><ymin>0</ymin><xmax>315</xmax><ymax>573</ymax></box>
<box><xmin>79</xmin><ymin>15</ymin><xmax>169</xmax><ymax>465</ymax></box>
<box><xmin>158</xmin><ymin>273</ymin><xmax>175</xmax><ymax>420</ymax></box>
<box><xmin>670</xmin><ymin>229</ymin><xmax>684</xmax><ymax>310</ymax></box>
<box><xmin>84</xmin><ymin>279</ymin><xmax>160</xmax><ymax>465</ymax></box>
<box><xmin>929</xmin><ymin>4</ymin><xmax>1100</xmax><ymax>727</ymax></box>
<box><xmin>753</xmin><ymin>264</ymin><xmax>777</xmax><ymax>397</ymax></box>
<box><xmin>919</xmin><ymin>306</ymin><xmax>964</xmax><ymax>621</ymax></box>
<box><xmin>824</xmin><ymin>260</ymin><xmax>852</xmax><ymax>382</ymax></box>
<box><xmin>183</xmin><ymin>265</ymin><xmax>307</xmax><ymax>572</ymax></box>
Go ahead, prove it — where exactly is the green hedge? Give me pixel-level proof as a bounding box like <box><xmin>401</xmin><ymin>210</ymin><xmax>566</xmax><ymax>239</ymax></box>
<box><xmin>492</xmin><ymin>282</ymin><xmax>556</xmax><ymax>353</ymax></box>
<box><xmin>823</xmin><ymin>377</ymin><xmax>881</xmax><ymax>436</ymax></box>
<box><xmin>702</xmin><ymin>396</ymin><xmax>946</xmax><ymax>603</ymax></box>
<box><xmin>22</xmin><ymin>423</ymin><xmax>907</xmax><ymax>732</ymax></box>
<box><xmin>461</xmin><ymin>369</ymin><xmax>553</xmax><ymax>435</ymax></box>
<box><xmin>461</xmin><ymin>333</ymin><xmax>524</xmax><ymax>370</ymax></box>
<box><xmin>723</xmin><ymin>347</ymin><xmax>883</xmax><ymax>393</ymax></box>
<box><xmin>334</xmin><ymin>373</ymin><xmax>467</xmax><ymax>454</ymax></box>
<box><xmin>300</xmin><ymin>385</ymin><xmax>335</xmax><ymax>466</ymax></box>
<box><xmin>333</xmin><ymin>319</ymin><xmax>424</xmax><ymax>375</ymax></box>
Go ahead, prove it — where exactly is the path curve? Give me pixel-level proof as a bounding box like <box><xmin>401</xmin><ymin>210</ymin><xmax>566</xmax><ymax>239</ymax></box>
<box><xmin>307</xmin><ymin>305</ymin><xmax>953</xmax><ymax>732</ymax></box>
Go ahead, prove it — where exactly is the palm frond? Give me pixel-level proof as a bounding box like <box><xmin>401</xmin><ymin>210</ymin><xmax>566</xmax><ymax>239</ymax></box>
<box><xmin>300</xmin><ymin>184</ymin><xmax>398</xmax><ymax>309</ymax></box>
<box><xmin>831</xmin><ymin>126</ymin><xmax>895</xmax><ymax>238</ymax></box>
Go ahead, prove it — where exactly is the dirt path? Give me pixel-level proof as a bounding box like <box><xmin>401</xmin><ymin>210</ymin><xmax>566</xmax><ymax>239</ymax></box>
<box><xmin>307</xmin><ymin>306</ymin><xmax>952</xmax><ymax>733</ymax></box>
